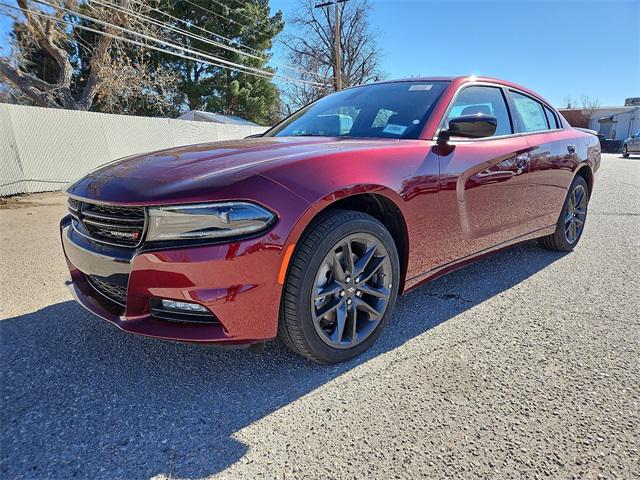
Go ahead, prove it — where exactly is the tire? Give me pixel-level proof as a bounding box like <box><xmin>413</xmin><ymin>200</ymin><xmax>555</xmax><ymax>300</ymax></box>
<box><xmin>279</xmin><ymin>210</ymin><xmax>400</xmax><ymax>363</ymax></box>
<box><xmin>538</xmin><ymin>175</ymin><xmax>589</xmax><ymax>252</ymax></box>
<box><xmin>622</xmin><ymin>145</ymin><xmax>630</xmax><ymax>158</ymax></box>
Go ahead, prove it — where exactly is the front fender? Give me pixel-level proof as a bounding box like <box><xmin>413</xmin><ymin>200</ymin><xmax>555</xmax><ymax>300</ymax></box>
<box><xmin>260</xmin><ymin>140</ymin><xmax>435</xmax><ymax>289</ymax></box>
<box><xmin>278</xmin><ymin>183</ymin><xmax>408</xmax><ymax>255</ymax></box>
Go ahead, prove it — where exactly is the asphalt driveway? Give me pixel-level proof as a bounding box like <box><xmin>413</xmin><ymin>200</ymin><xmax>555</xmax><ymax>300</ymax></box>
<box><xmin>1</xmin><ymin>153</ymin><xmax>638</xmax><ymax>479</ymax></box>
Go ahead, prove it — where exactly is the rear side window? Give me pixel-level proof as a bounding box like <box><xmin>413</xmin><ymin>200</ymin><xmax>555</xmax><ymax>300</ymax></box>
<box><xmin>544</xmin><ymin>106</ymin><xmax>558</xmax><ymax>129</ymax></box>
<box><xmin>510</xmin><ymin>91</ymin><xmax>548</xmax><ymax>132</ymax></box>
<box><xmin>445</xmin><ymin>86</ymin><xmax>512</xmax><ymax>136</ymax></box>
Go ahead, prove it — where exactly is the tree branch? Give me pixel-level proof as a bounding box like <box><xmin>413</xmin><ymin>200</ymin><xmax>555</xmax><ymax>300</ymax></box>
<box><xmin>13</xmin><ymin>0</ymin><xmax>78</xmax><ymax>108</ymax></box>
<box><xmin>0</xmin><ymin>58</ymin><xmax>62</xmax><ymax>108</ymax></box>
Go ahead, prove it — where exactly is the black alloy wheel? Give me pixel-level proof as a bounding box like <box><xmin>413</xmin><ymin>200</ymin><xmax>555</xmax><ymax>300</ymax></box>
<box><xmin>311</xmin><ymin>232</ymin><xmax>393</xmax><ymax>349</ymax></box>
<box><xmin>538</xmin><ymin>175</ymin><xmax>589</xmax><ymax>252</ymax></box>
<box><xmin>279</xmin><ymin>210</ymin><xmax>400</xmax><ymax>363</ymax></box>
<box><xmin>563</xmin><ymin>183</ymin><xmax>587</xmax><ymax>244</ymax></box>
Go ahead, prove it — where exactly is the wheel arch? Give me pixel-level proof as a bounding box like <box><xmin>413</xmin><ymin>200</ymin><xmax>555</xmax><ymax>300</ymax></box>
<box><xmin>281</xmin><ymin>186</ymin><xmax>410</xmax><ymax>294</ymax></box>
<box><xmin>574</xmin><ymin>163</ymin><xmax>594</xmax><ymax>198</ymax></box>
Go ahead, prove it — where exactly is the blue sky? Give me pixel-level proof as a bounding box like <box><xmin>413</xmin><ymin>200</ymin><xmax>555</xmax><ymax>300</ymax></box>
<box><xmin>1</xmin><ymin>0</ymin><xmax>638</xmax><ymax>108</ymax></box>
<box><xmin>269</xmin><ymin>0</ymin><xmax>640</xmax><ymax>107</ymax></box>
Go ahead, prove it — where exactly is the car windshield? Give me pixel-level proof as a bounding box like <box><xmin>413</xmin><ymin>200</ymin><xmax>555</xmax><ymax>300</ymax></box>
<box><xmin>267</xmin><ymin>81</ymin><xmax>449</xmax><ymax>140</ymax></box>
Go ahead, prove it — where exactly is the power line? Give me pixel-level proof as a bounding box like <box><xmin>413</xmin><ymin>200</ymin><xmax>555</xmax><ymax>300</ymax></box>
<box><xmin>90</xmin><ymin>0</ymin><xmax>323</xmax><ymax>80</ymax></box>
<box><xmin>91</xmin><ymin>0</ymin><xmax>267</xmax><ymax>62</ymax></box>
<box><xmin>128</xmin><ymin>0</ymin><xmax>266</xmax><ymax>59</ymax></box>
<box><xmin>208</xmin><ymin>0</ymin><xmax>274</xmax><ymax>29</ymax></box>
<box><xmin>127</xmin><ymin>0</ymin><xmax>323</xmax><ymax>81</ymax></box>
<box><xmin>89</xmin><ymin>0</ymin><xmax>271</xmax><ymax>70</ymax></box>
<box><xmin>227</xmin><ymin>0</ymin><xmax>255</xmax><ymax>9</ymax></box>
<box><xmin>4</xmin><ymin>1</ymin><xmax>325</xmax><ymax>86</ymax></box>
<box><xmin>182</xmin><ymin>0</ymin><xmax>265</xmax><ymax>36</ymax></box>
<box><xmin>31</xmin><ymin>0</ymin><xmax>326</xmax><ymax>86</ymax></box>
<box><xmin>1</xmin><ymin>2</ymin><xmax>276</xmax><ymax>81</ymax></box>
<box><xmin>33</xmin><ymin>0</ymin><xmax>276</xmax><ymax>78</ymax></box>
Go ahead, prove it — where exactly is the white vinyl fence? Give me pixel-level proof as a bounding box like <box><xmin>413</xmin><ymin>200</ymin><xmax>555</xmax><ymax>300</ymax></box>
<box><xmin>0</xmin><ymin>103</ymin><xmax>268</xmax><ymax>196</ymax></box>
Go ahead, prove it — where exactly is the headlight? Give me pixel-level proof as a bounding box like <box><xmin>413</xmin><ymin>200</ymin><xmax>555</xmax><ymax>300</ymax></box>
<box><xmin>146</xmin><ymin>202</ymin><xmax>276</xmax><ymax>241</ymax></box>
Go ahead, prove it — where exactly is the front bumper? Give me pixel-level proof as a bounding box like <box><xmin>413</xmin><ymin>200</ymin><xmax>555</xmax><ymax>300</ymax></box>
<box><xmin>61</xmin><ymin>217</ymin><xmax>284</xmax><ymax>344</ymax></box>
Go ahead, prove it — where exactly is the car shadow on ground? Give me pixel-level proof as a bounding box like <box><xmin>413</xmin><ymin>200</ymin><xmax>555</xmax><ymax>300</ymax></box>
<box><xmin>1</xmin><ymin>240</ymin><xmax>567</xmax><ymax>480</ymax></box>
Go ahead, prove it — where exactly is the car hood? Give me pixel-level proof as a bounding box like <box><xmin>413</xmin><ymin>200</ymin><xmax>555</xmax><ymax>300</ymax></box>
<box><xmin>66</xmin><ymin>136</ymin><xmax>401</xmax><ymax>204</ymax></box>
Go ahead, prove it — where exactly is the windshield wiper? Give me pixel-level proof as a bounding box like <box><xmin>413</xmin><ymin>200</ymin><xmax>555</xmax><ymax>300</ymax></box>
<box><xmin>290</xmin><ymin>133</ymin><xmax>329</xmax><ymax>137</ymax></box>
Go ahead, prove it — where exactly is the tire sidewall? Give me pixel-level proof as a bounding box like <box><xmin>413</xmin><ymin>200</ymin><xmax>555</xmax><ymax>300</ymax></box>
<box><xmin>554</xmin><ymin>175</ymin><xmax>589</xmax><ymax>250</ymax></box>
<box><xmin>293</xmin><ymin>215</ymin><xmax>400</xmax><ymax>363</ymax></box>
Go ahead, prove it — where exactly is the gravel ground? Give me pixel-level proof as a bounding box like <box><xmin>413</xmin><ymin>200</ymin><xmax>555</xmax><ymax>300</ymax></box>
<box><xmin>1</xmin><ymin>153</ymin><xmax>638</xmax><ymax>479</ymax></box>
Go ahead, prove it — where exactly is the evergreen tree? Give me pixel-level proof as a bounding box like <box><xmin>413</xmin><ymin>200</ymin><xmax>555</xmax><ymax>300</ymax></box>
<box><xmin>155</xmin><ymin>0</ymin><xmax>284</xmax><ymax>125</ymax></box>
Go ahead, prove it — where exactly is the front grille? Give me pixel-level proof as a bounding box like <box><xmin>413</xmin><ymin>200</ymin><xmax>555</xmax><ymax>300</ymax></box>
<box><xmin>87</xmin><ymin>275</ymin><xmax>128</xmax><ymax>306</ymax></box>
<box><xmin>69</xmin><ymin>199</ymin><xmax>146</xmax><ymax>247</ymax></box>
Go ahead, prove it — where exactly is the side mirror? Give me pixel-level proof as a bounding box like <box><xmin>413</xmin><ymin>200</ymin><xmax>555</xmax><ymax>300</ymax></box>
<box><xmin>437</xmin><ymin>114</ymin><xmax>498</xmax><ymax>144</ymax></box>
<box><xmin>244</xmin><ymin>133</ymin><xmax>263</xmax><ymax>139</ymax></box>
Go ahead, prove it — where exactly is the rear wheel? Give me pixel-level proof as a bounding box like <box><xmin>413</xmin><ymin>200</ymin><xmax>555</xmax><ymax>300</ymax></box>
<box><xmin>622</xmin><ymin>145</ymin><xmax>630</xmax><ymax>158</ymax></box>
<box><xmin>538</xmin><ymin>176</ymin><xmax>589</xmax><ymax>251</ymax></box>
<box><xmin>279</xmin><ymin>210</ymin><xmax>399</xmax><ymax>363</ymax></box>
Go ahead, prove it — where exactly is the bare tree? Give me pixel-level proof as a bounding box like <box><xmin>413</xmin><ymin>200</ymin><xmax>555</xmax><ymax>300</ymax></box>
<box><xmin>578</xmin><ymin>94</ymin><xmax>600</xmax><ymax>118</ymax></box>
<box><xmin>279</xmin><ymin>0</ymin><xmax>384</xmax><ymax>113</ymax></box>
<box><xmin>0</xmin><ymin>0</ymin><xmax>177</xmax><ymax>114</ymax></box>
<box><xmin>563</xmin><ymin>94</ymin><xmax>600</xmax><ymax>113</ymax></box>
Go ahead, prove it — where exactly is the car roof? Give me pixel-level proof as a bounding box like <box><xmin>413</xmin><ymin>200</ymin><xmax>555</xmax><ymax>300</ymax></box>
<box><xmin>366</xmin><ymin>76</ymin><xmax>554</xmax><ymax>108</ymax></box>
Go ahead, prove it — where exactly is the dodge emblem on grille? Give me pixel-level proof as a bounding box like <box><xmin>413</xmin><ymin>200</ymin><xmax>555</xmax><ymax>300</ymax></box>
<box><xmin>109</xmin><ymin>230</ymin><xmax>140</xmax><ymax>240</ymax></box>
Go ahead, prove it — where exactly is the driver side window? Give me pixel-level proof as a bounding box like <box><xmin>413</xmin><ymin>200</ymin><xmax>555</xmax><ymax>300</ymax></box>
<box><xmin>446</xmin><ymin>86</ymin><xmax>513</xmax><ymax>137</ymax></box>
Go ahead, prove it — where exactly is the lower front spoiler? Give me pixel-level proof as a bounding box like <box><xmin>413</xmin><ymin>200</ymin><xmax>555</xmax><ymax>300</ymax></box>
<box><xmin>65</xmin><ymin>274</ymin><xmax>266</xmax><ymax>345</ymax></box>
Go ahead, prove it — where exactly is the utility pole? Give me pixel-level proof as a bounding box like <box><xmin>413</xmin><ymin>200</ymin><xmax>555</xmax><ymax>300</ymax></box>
<box><xmin>314</xmin><ymin>0</ymin><xmax>350</xmax><ymax>91</ymax></box>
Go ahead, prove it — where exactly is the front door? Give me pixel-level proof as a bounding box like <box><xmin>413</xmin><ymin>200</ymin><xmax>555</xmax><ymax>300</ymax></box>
<box><xmin>435</xmin><ymin>85</ymin><xmax>533</xmax><ymax>265</ymax></box>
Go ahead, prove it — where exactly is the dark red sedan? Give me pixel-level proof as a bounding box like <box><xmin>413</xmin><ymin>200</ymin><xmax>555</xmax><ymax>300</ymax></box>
<box><xmin>61</xmin><ymin>76</ymin><xmax>600</xmax><ymax>363</ymax></box>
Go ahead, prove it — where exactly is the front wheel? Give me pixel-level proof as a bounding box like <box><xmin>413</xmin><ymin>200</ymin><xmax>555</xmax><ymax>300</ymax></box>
<box><xmin>538</xmin><ymin>176</ymin><xmax>589</xmax><ymax>251</ymax></box>
<box><xmin>622</xmin><ymin>145</ymin><xmax>630</xmax><ymax>158</ymax></box>
<box><xmin>279</xmin><ymin>210</ymin><xmax>400</xmax><ymax>363</ymax></box>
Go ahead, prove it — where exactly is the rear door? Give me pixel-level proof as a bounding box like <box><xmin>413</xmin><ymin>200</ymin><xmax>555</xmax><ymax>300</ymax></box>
<box><xmin>435</xmin><ymin>84</ymin><xmax>534</xmax><ymax>266</ymax></box>
<box><xmin>508</xmin><ymin>90</ymin><xmax>576</xmax><ymax>228</ymax></box>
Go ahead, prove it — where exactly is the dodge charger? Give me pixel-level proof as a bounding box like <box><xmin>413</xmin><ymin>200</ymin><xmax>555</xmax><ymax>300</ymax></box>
<box><xmin>61</xmin><ymin>76</ymin><xmax>601</xmax><ymax>363</ymax></box>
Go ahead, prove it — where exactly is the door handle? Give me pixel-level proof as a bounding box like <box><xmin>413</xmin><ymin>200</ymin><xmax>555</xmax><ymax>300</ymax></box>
<box><xmin>567</xmin><ymin>145</ymin><xmax>576</xmax><ymax>154</ymax></box>
<box><xmin>515</xmin><ymin>153</ymin><xmax>530</xmax><ymax>173</ymax></box>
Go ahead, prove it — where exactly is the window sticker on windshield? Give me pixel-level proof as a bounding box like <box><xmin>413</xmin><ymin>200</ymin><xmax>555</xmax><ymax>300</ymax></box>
<box><xmin>383</xmin><ymin>124</ymin><xmax>407</xmax><ymax>135</ymax></box>
<box><xmin>408</xmin><ymin>84</ymin><xmax>433</xmax><ymax>91</ymax></box>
